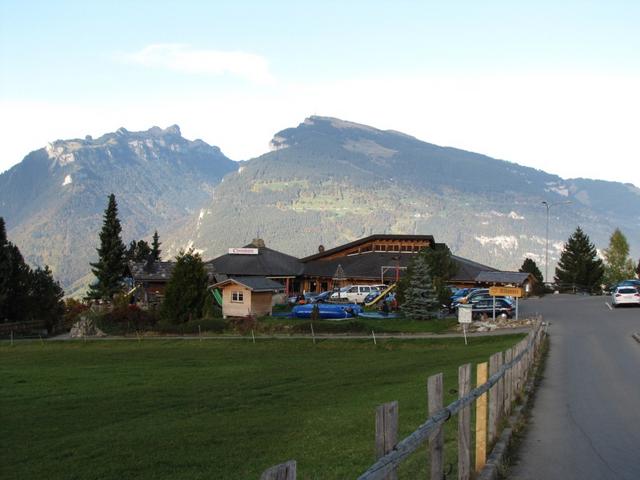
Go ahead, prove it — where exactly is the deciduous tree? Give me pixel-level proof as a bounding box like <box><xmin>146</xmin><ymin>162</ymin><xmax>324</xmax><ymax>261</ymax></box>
<box><xmin>603</xmin><ymin>228</ymin><xmax>635</xmax><ymax>286</ymax></box>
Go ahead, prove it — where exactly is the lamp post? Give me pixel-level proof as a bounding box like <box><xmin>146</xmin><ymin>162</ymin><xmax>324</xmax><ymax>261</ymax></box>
<box><xmin>541</xmin><ymin>200</ymin><xmax>572</xmax><ymax>284</ymax></box>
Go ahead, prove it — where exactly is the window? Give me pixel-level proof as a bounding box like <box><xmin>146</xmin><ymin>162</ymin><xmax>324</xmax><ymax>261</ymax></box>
<box><xmin>361</xmin><ymin>287</ymin><xmax>371</xmax><ymax>293</ymax></box>
<box><xmin>231</xmin><ymin>291</ymin><xmax>244</xmax><ymax>303</ymax></box>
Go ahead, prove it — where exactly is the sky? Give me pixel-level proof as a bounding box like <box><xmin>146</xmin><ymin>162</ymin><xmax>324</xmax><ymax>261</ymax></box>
<box><xmin>1</xmin><ymin>0</ymin><xmax>639</xmax><ymax>186</ymax></box>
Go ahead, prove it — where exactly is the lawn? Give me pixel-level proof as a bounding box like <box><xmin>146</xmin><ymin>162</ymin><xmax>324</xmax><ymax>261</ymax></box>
<box><xmin>1</xmin><ymin>335</ymin><xmax>523</xmax><ymax>479</ymax></box>
<box><xmin>258</xmin><ymin>316</ymin><xmax>458</xmax><ymax>334</ymax></box>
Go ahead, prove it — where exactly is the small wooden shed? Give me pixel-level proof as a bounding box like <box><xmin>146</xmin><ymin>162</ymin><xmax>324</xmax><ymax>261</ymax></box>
<box><xmin>211</xmin><ymin>276</ymin><xmax>285</xmax><ymax>319</ymax></box>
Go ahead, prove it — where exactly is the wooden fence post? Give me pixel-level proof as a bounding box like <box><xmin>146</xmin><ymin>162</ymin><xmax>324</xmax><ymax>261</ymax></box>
<box><xmin>428</xmin><ymin>373</ymin><xmax>444</xmax><ymax>480</ymax></box>
<box><xmin>260</xmin><ymin>460</ymin><xmax>296</xmax><ymax>480</ymax></box>
<box><xmin>475</xmin><ymin>362</ymin><xmax>488</xmax><ymax>472</ymax></box>
<box><xmin>496</xmin><ymin>352</ymin><xmax>504</xmax><ymax>428</ymax></box>
<box><xmin>504</xmin><ymin>349</ymin><xmax>513</xmax><ymax>416</ymax></box>
<box><xmin>458</xmin><ymin>364</ymin><xmax>471</xmax><ymax>480</ymax></box>
<box><xmin>488</xmin><ymin>352</ymin><xmax>500</xmax><ymax>443</ymax></box>
<box><xmin>376</xmin><ymin>401</ymin><xmax>399</xmax><ymax>480</ymax></box>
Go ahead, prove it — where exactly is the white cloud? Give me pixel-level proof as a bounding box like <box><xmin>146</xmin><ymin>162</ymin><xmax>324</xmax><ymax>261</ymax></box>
<box><xmin>123</xmin><ymin>44</ymin><xmax>274</xmax><ymax>84</ymax></box>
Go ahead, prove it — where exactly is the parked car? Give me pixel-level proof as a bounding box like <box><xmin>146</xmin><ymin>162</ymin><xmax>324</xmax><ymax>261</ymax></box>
<box><xmin>450</xmin><ymin>288</ymin><xmax>472</xmax><ymax>303</ymax></box>
<box><xmin>363</xmin><ymin>289</ymin><xmax>383</xmax><ymax>304</ymax></box>
<box><xmin>471</xmin><ymin>298</ymin><xmax>514</xmax><ymax>319</ymax></box>
<box><xmin>330</xmin><ymin>285</ymin><xmax>377</xmax><ymax>304</ymax></box>
<box><xmin>617</xmin><ymin>279</ymin><xmax>640</xmax><ymax>289</ymax></box>
<box><xmin>451</xmin><ymin>290</ymin><xmax>514</xmax><ymax>312</ymax></box>
<box><xmin>611</xmin><ymin>286</ymin><xmax>640</xmax><ymax>308</ymax></box>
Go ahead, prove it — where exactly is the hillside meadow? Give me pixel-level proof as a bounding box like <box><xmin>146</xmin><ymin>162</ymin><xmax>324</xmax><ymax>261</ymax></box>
<box><xmin>1</xmin><ymin>335</ymin><xmax>524</xmax><ymax>479</ymax></box>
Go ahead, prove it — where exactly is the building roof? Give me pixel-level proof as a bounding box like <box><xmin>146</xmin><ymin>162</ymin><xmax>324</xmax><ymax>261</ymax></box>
<box><xmin>211</xmin><ymin>276</ymin><xmax>285</xmax><ymax>292</ymax></box>
<box><xmin>207</xmin><ymin>245</ymin><xmax>303</xmax><ymax>277</ymax></box>
<box><xmin>300</xmin><ymin>234</ymin><xmax>435</xmax><ymax>262</ymax></box>
<box><xmin>475</xmin><ymin>271</ymin><xmax>534</xmax><ymax>286</ymax></box>
<box><xmin>304</xmin><ymin>252</ymin><xmax>416</xmax><ymax>280</ymax></box>
<box><xmin>129</xmin><ymin>260</ymin><xmax>215</xmax><ymax>282</ymax></box>
<box><xmin>450</xmin><ymin>255</ymin><xmax>499</xmax><ymax>283</ymax></box>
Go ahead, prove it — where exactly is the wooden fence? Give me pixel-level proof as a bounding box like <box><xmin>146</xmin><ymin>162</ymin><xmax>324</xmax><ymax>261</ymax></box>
<box><xmin>261</xmin><ymin>319</ymin><xmax>546</xmax><ymax>480</ymax></box>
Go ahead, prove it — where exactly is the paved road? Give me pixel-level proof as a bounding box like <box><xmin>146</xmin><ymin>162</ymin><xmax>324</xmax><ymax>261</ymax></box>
<box><xmin>510</xmin><ymin>294</ymin><xmax>640</xmax><ymax>480</ymax></box>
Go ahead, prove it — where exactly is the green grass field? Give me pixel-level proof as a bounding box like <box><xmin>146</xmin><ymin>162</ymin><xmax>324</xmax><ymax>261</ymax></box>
<box><xmin>1</xmin><ymin>335</ymin><xmax>523</xmax><ymax>479</ymax></box>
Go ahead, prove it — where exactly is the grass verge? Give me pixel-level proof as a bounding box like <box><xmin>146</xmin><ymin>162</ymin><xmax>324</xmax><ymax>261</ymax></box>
<box><xmin>1</xmin><ymin>334</ymin><xmax>523</xmax><ymax>479</ymax></box>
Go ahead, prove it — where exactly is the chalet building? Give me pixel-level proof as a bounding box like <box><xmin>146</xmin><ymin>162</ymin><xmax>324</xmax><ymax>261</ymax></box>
<box><xmin>128</xmin><ymin>234</ymin><xmax>520</xmax><ymax>309</ymax></box>
<box><xmin>127</xmin><ymin>260</ymin><xmax>215</xmax><ymax>306</ymax></box>
<box><xmin>299</xmin><ymin>235</ymin><xmax>435</xmax><ymax>292</ymax></box>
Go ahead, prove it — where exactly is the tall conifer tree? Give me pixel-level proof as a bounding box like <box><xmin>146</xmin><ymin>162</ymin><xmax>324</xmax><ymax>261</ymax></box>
<box><xmin>151</xmin><ymin>230</ymin><xmax>162</xmax><ymax>261</ymax></box>
<box><xmin>554</xmin><ymin>227</ymin><xmax>604</xmax><ymax>292</ymax></box>
<box><xmin>88</xmin><ymin>194</ymin><xmax>126</xmax><ymax>299</ymax></box>
<box><xmin>400</xmin><ymin>254</ymin><xmax>438</xmax><ymax>320</ymax></box>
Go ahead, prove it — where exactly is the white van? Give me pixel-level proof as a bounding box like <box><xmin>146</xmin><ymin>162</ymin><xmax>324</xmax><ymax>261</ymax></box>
<box><xmin>330</xmin><ymin>285</ymin><xmax>377</xmax><ymax>304</ymax></box>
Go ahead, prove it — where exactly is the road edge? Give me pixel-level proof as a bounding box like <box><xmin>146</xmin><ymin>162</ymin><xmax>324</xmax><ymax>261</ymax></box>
<box><xmin>477</xmin><ymin>330</ymin><xmax>550</xmax><ymax>480</ymax></box>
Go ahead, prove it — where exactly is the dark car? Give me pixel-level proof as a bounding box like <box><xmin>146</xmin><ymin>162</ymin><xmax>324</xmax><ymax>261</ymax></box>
<box><xmin>472</xmin><ymin>298</ymin><xmax>514</xmax><ymax>319</ymax></box>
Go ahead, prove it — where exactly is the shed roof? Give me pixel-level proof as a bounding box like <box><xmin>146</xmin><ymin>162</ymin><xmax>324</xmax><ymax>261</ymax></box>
<box><xmin>450</xmin><ymin>255</ymin><xmax>499</xmax><ymax>283</ymax></box>
<box><xmin>211</xmin><ymin>276</ymin><xmax>285</xmax><ymax>292</ymax></box>
<box><xmin>475</xmin><ymin>271</ymin><xmax>534</xmax><ymax>286</ymax></box>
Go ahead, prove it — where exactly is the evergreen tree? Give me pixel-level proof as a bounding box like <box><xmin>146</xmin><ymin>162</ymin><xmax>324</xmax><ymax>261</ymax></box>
<box><xmin>151</xmin><ymin>230</ymin><xmax>162</xmax><ymax>261</ymax></box>
<box><xmin>519</xmin><ymin>257</ymin><xmax>544</xmax><ymax>294</ymax></box>
<box><xmin>400</xmin><ymin>254</ymin><xmax>438</xmax><ymax>320</ymax></box>
<box><xmin>161</xmin><ymin>250</ymin><xmax>208</xmax><ymax>324</ymax></box>
<box><xmin>0</xmin><ymin>217</ymin><xmax>65</xmax><ymax>326</ymax></box>
<box><xmin>125</xmin><ymin>240</ymin><xmax>152</xmax><ymax>263</ymax></box>
<box><xmin>636</xmin><ymin>258</ymin><xmax>640</xmax><ymax>279</ymax></box>
<box><xmin>0</xmin><ymin>217</ymin><xmax>31</xmax><ymax>322</ymax></box>
<box><xmin>554</xmin><ymin>227</ymin><xmax>604</xmax><ymax>292</ymax></box>
<box><xmin>0</xmin><ymin>217</ymin><xmax>9</xmax><ymax>321</ymax></box>
<box><xmin>603</xmin><ymin>228</ymin><xmax>635</xmax><ymax>286</ymax></box>
<box><xmin>88</xmin><ymin>194</ymin><xmax>126</xmax><ymax>300</ymax></box>
<box><xmin>423</xmin><ymin>244</ymin><xmax>458</xmax><ymax>305</ymax></box>
<box><xmin>27</xmin><ymin>266</ymin><xmax>65</xmax><ymax>333</ymax></box>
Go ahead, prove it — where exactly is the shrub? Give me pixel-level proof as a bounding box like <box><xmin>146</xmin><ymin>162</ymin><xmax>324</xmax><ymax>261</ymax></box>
<box><xmin>227</xmin><ymin>315</ymin><xmax>257</xmax><ymax>334</ymax></box>
<box><xmin>97</xmin><ymin>305</ymin><xmax>159</xmax><ymax>334</ymax></box>
<box><xmin>64</xmin><ymin>298</ymin><xmax>89</xmax><ymax>328</ymax></box>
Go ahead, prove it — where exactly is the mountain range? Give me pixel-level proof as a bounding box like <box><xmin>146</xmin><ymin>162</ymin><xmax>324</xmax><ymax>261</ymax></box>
<box><xmin>2</xmin><ymin>116</ymin><xmax>639</xmax><ymax>296</ymax></box>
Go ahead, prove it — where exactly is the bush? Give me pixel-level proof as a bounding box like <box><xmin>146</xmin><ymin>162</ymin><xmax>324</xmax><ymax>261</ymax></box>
<box><xmin>227</xmin><ymin>315</ymin><xmax>258</xmax><ymax>334</ymax></box>
<box><xmin>64</xmin><ymin>298</ymin><xmax>89</xmax><ymax>329</ymax></box>
<box><xmin>96</xmin><ymin>305</ymin><xmax>159</xmax><ymax>334</ymax></box>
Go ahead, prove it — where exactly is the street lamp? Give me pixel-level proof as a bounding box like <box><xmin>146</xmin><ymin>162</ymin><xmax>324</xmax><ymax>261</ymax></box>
<box><xmin>541</xmin><ymin>200</ymin><xmax>572</xmax><ymax>284</ymax></box>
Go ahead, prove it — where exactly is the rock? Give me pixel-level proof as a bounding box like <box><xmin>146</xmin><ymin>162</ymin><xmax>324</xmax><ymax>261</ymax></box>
<box><xmin>70</xmin><ymin>316</ymin><xmax>106</xmax><ymax>338</ymax></box>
